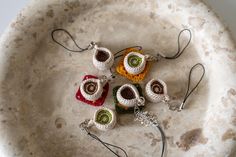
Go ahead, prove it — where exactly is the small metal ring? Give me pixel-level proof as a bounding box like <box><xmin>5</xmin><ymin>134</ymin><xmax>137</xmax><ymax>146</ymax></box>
<box><xmin>137</xmin><ymin>97</ymin><xmax>145</xmax><ymax>106</ymax></box>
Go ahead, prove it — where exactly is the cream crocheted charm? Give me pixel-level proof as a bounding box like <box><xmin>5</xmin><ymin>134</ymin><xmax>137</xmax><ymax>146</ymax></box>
<box><xmin>117</xmin><ymin>84</ymin><xmax>145</xmax><ymax>108</ymax></box>
<box><xmin>124</xmin><ymin>52</ymin><xmax>147</xmax><ymax>75</ymax></box>
<box><xmin>93</xmin><ymin>46</ymin><xmax>114</xmax><ymax>71</ymax></box>
<box><xmin>145</xmin><ymin>79</ymin><xmax>169</xmax><ymax>103</ymax></box>
<box><xmin>93</xmin><ymin>107</ymin><xmax>117</xmax><ymax>131</ymax></box>
<box><xmin>80</xmin><ymin>78</ymin><xmax>104</xmax><ymax>101</ymax></box>
<box><xmin>79</xmin><ymin>108</ymin><xmax>116</xmax><ymax>131</ymax></box>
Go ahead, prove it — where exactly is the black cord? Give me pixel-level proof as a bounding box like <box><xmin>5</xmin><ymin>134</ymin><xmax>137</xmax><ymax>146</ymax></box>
<box><xmin>164</xmin><ymin>29</ymin><xmax>192</xmax><ymax>60</ymax></box>
<box><xmin>114</xmin><ymin>46</ymin><xmax>142</xmax><ymax>60</ymax></box>
<box><xmin>156</xmin><ymin>125</ymin><xmax>166</xmax><ymax>157</ymax></box>
<box><xmin>86</xmin><ymin>130</ymin><xmax>128</xmax><ymax>157</ymax></box>
<box><xmin>51</xmin><ymin>28</ymin><xmax>92</xmax><ymax>53</ymax></box>
<box><xmin>180</xmin><ymin>63</ymin><xmax>205</xmax><ymax>110</ymax></box>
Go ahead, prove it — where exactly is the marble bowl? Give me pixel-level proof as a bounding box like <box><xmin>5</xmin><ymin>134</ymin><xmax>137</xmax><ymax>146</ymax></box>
<box><xmin>0</xmin><ymin>0</ymin><xmax>236</xmax><ymax>157</ymax></box>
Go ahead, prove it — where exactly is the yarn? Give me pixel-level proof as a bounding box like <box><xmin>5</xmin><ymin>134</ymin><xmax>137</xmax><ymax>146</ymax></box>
<box><xmin>93</xmin><ymin>46</ymin><xmax>114</xmax><ymax>71</ymax></box>
<box><xmin>113</xmin><ymin>84</ymin><xmax>144</xmax><ymax>114</ymax></box>
<box><xmin>145</xmin><ymin>79</ymin><xmax>169</xmax><ymax>103</ymax></box>
<box><xmin>117</xmin><ymin>84</ymin><xmax>140</xmax><ymax>107</ymax></box>
<box><xmin>80</xmin><ymin>78</ymin><xmax>103</xmax><ymax>101</ymax></box>
<box><xmin>76</xmin><ymin>75</ymin><xmax>109</xmax><ymax>106</ymax></box>
<box><xmin>94</xmin><ymin>108</ymin><xmax>117</xmax><ymax>131</ymax></box>
<box><xmin>116</xmin><ymin>48</ymin><xmax>151</xmax><ymax>82</ymax></box>
<box><xmin>124</xmin><ymin>52</ymin><xmax>146</xmax><ymax>75</ymax></box>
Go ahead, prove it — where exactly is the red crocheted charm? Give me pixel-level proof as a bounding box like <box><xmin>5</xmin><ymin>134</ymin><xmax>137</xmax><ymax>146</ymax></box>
<box><xmin>76</xmin><ymin>75</ymin><xmax>109</xmax><ymax>106</ymax></box>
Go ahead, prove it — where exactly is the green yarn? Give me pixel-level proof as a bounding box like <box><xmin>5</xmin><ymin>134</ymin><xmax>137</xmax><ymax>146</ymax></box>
<box><xmin>96</xmin><ymin>109</ymin><xmax>112</xmax><ymax>124</ymax></box>
<box><xmin>128</xmin><ymin>55</ymin><xmax>142</xmax><ymax>67</ymax></box>
<box><xmin>113</xmin><ymin>84</ymin><xmax>144</xmax><ymax>114</ymax></box>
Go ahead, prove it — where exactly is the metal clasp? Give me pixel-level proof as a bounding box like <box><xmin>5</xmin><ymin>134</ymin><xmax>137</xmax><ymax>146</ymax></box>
<box><xmin>87</xmin><ymin>41</ymin><xmax>97</xmax><ymax>50</ymax></box>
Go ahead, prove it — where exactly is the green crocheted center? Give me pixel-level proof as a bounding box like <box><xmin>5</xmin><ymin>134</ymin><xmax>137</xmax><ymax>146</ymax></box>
<box><xmin>96</xmin><ymin>110</ymin><xmax>112</xmax><ymax>124</ymax></box>
<box><xmin>128</xmin><ymin>55</ymin><xmax>142</xmax><ymax>67</ymax></box>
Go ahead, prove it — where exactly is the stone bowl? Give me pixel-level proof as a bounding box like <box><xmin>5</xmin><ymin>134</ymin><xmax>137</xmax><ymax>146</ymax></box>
<box><xmin>0</xmin><ymin>0</ymin><xmax>235</xmax><ymax>157</ymax></box>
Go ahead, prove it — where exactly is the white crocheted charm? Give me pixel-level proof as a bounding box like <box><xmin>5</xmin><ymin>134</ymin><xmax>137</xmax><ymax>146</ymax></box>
<box><xmin>80</xmin><ymin>78</ymin><xmax>104</xmax><ymax>101</ymax></box>
<box><xmin>93</xmin><ymin>46</ymin><xmax>114</xmax><ymax>71</ymax></box>
<box><xmin>145</xmin><ymin>79</ymin><xmax>170</xmax><ymax>103</ymax></box>
<box><xmin>124</xmin><ymin>52</ymin><xmax>147</xmax><ymax>75</ymax></box>
<box><xmin>93</xmin><ymin>108</ymin><xmax>117</xmax><ymax>131</ymax></box>
<box><xmin>116</xmin><ymin>84</ymin><xmax>141</xmax><ymax>108</ymax></box>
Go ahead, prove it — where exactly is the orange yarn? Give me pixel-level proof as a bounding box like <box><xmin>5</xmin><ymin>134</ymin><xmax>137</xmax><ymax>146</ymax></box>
<box><xmin>116</xmin><ymin>48</ymin><xmax>151</xmax><ymax>82</ymax></box>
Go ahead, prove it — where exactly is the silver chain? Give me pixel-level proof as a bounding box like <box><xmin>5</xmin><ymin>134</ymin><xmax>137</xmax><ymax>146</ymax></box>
<box><xmin>134</xmin><ymin>102</ymin><xmax>166</xmax><ymax>157</ymax></box>
<box><xmin>134</xmin><ymin>103</ymin><xmax>160</xmax><ymax>127</ymax></box>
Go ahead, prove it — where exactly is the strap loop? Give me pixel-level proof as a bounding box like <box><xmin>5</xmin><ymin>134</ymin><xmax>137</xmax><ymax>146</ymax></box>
<box><xmin>158</xmin><ymin>29</ymin><xmax>192</xmax><ymax>60</ymax></box>
<box><xmin>51</xmin><ymin>28</ymin><xmax>95</xmax><ymax>53</ymax></box>
<box><xmin>178</xmin><ymin>63</ymin><xmax>205</xmax><ymax>111</ymax></box>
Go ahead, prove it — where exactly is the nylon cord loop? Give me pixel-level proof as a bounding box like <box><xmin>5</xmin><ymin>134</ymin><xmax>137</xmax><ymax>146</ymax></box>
<box><xmin>51</xmin><ymin>28</ymin><xmax>95</xmax><ymax>53</ymax></box>
<box><xmin>178</xmin><ymin>63</ymin><xmax>205</xmax><ymax>111</ymax></box>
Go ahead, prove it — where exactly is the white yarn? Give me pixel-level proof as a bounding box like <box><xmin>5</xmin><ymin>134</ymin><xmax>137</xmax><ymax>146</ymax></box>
<box><xmin>93</xmin><ymin>46</ymin><xmax>114</xmax><ymax>71</ymax></box>
<box><xmin>117</xmin><ymin>84</ymin><xmax>140</xmax><ymax>108</ymax></box>
<box><xmin>93</xmin><ymin>108</ymin><xmax>117</xmax><ymax>131</ymax></box>
<box><xmin>124</xmin><ymin>52</ymin><xmax>146</xmax><ymax>75</ymax></box>
<box><xmin>80</xmin><ymin>78</ymin><xmax>103</xmax><ymax>101</ymax></box>
<box><xmin>145</xmin><ymin>79</ymin><xmax>169</xmax><ymax>103</ymax></box>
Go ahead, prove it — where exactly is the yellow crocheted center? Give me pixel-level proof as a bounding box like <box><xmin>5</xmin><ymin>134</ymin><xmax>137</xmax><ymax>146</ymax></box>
<box><xmin>116</xmin><ymin>48</ymin><xmax>151</xmax><ymax>82</ymax></box>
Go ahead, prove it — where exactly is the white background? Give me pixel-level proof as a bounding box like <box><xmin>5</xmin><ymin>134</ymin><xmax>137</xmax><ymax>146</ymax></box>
<box><xmin>0</xmin><ymin>0</ymin><xmax>236</xmax><ymax>41</ymax></box>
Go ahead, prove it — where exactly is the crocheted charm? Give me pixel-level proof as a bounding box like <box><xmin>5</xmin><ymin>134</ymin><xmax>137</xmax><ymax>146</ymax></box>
<box><xmin>93</xmin><ymin>45</ymin><xmax>114</xmax><ymax>71</ymax></box>
<box><xmin>80</xmin><ymin>108</ymin><xmax>116</xmax><ymax>131</ymax></box>
<box><xmin>145</xmin><ymin>79</ymin><xmax>169</xmax><ymax>103</ymax></box>
<box><xmin>93</xmin><ymin>108</ymin><xmax>117</xmax><ymax>131</ymax></box>
<box><xmin>116</xmin><ymin>47</ymin><xmax>151</xmax><ymax>83</ymax></box>
<box><xmin>124</xmin><ymin>52</ymin><xmax>146</xmax><ymax>75</ymax></box>
<box><xmin>76</xmin><ymin>75</ymin><xmax>109</xmax><ymax>106</ymax></box>
<box><xmin>113</xmin><ymin>84</ymin><xmax>145</xmax><ymax>114</ymax></box>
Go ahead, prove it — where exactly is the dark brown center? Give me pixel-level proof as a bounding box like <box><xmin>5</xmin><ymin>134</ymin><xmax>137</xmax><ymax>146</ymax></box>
<box><xmin>84</xmin><ymin>81</ymin><xmax>98</xmax><ymax>95</ymax></box>
<box><xmin>151</xmin><ymin>81</ymin><xmax>164</xmax><ymax>94</ymax></box>
<box><xmin>121</xmin><ymin>87</ymin><xmax>135</xmax><ymax>100</ymax></box>
<box><xmin>96</xmin><ymin>50</ymin><xmax>109</xmax><ymax>62</ymax></box>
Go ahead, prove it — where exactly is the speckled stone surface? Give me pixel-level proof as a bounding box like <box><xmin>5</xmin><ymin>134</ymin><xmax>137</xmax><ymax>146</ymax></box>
<box><xmin>0</xmin><ymin>0</ymin><xmax>236</xmax><ymax>157</ymax></box>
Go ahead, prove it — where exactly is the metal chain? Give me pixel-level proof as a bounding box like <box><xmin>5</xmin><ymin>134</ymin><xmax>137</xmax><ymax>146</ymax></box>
<box><xmin>134</xmin><ymin>101</ymin><xmax>166</xmax><ymax>157</ymax></box>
